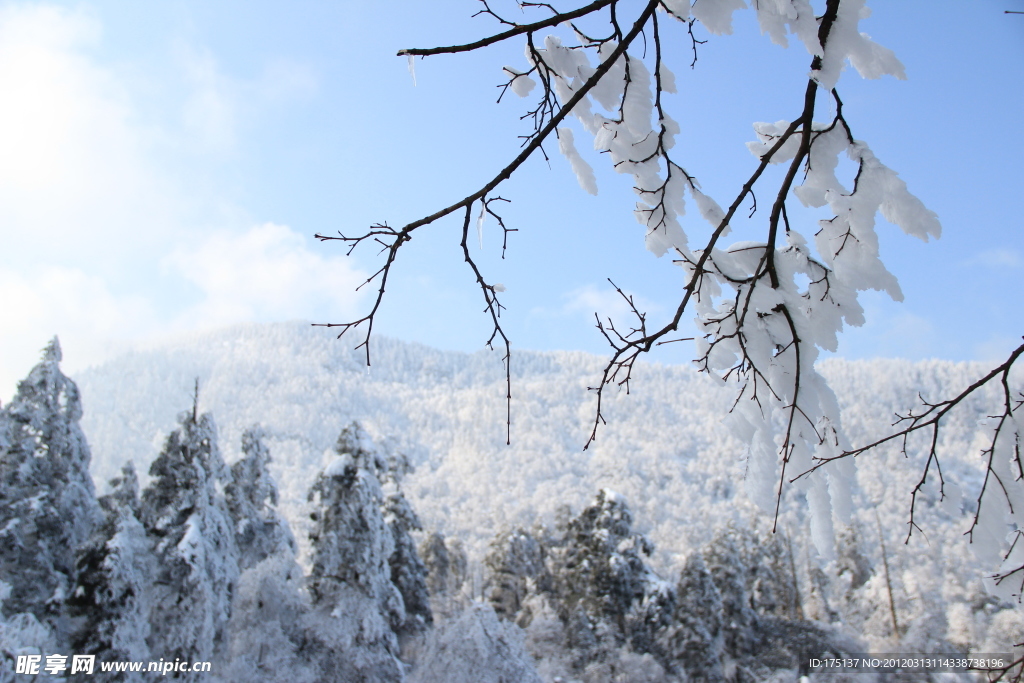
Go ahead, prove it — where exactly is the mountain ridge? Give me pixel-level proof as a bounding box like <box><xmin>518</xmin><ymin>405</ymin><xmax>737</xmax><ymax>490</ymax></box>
<box><xmin>72</xmin><ymin>321</ymin><xmax>997</xmax><ymax>576</ymax></box>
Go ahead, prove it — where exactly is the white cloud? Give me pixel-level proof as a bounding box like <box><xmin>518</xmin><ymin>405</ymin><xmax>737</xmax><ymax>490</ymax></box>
<box><xmin>180</xmin><ymin>45</ymin><xmax>237</xmax><ymax>151</ymax></box>
<box><xmin>973</xmin><ymin>335</ymin><xmax>1021</xmax><ymax>364</ymax></box>
<box><xmin>0</xmin><ymin>222</ymin><xmax>369</xmax><ymax>402</ymax></box>
<box><xmin>0</xmin><ymin>3</ymin><xmax>178</xmax><ymax>265</ymax></box>
<box><xmin>0</xmin><ymin>266</ymin><xmax>158</xmax><ymax>401</ymax></box>
<box><xmin>0</xmin><ymin>5</ymin><xmax>336</xmax><ymax>401</ymax></box>
<box><xmin>177</xmin><ymin>46</ymin><xmax>318</xmax><ymax>153</ymax></box>
<box><xmin>562</xmin><ymin>283</ymin><xmax>659</xmax><ymax>324</ymax></box>
<box><xmin>963</xmin><ymin>248</ymin><xmax>1022</xmax><ymax>269</ymax></box>
<box><xmin>164</xmin><ymin>223</ymin><xmax>368</xmax><ymax>328</ymax></box>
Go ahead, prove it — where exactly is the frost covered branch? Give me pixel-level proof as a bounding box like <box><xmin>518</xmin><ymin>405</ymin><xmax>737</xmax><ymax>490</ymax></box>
<box><xmin>800</xmin><ymin>341</ymin><xmax>1024</xmax><ymax>549</ymax></box>
<box><xmin>317</xmin><ymin>0</ymin><xmax>661</xmax><ymax>438</ymax></box>
<box><xmin>316</xmin><ymin>0</ymin><xmax>1024</xmax><ymax>585</ymax></box>
<box><xmin>585</xmin><ymin>2</ymin><xmax>848</xmax><ymax>495</ymax></box>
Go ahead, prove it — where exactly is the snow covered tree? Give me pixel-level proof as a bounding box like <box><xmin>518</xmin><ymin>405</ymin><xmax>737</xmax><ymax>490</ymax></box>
<box><xmin>67</xmin><ymin>462</ymin><xmax>154</xmax><ymax>682</ymax></box>
<box><xmin>677</xmin><ymin>526</ymin><xmax>858</xmax><ymax>680</ymax></box>
<box><xmin>224</xmin><ymin>553</ymin><xmax>316</xmax><ymax>683</ymax></box>
<box><xmin>408</xmin><ymin>603</ymin><xmax>543</xmax><ymax>683</ymax></box>
<box><xmin>421</xmin><ymin>532</ymin><xmax>469</xmax><ymax>619</ymax></box>
<box><xmin>659</xmin><ymin>553</ymin><xmax>725</xmax><ymax>682</ymax></box>
<box><xmin>483</xmin><ymin>526</ymin><xmax>550</xmax><ymax>624</ymax></box>
<box><xmin>421</xmin><ymin>532</ymin><xmax>450</xmax><ymax>600</ymax></box>
<box><xmin>303</xmin><ymin>422</ymin><xmax>422</xmax><ymax>682</ymax></box>
<box><xmin>380</xmin><ymin>449</ymin><xmax>432</xmax><ymax>636</ymax></box>
<box><xmin>225</xmin><ymin>425</ymin><xmax>296</xmax><ymax>572</ymax></box>
<box><xmin>699</xmin><ymin>526</ymin><xmax>764</xmax><ymax>668</ymax></box>
<box><xmin>221</xmin><ymin>426</ymin><xmax>316</xmax><ymax>680</ymax></box>
<box><xmin>546</xmin><ymin>489</ymin><xmax>666</xmax><ymax>668</ymax></box>
<box><xmin>140</xmin><ymin>409</ymin><xmax>239</xmax><ymax>675</ymax></box>
<box><xmin>316</xmin><ymin>0</ymin><xmax>1024</xmax><ymax>597</ymax></box>
<box><xmin>0</xmin><ymin>607</ymin><xmax>58</xmax><ymax>683</ymax></box>
<box><xmin>0</xmin><ymin>338</ymin><xmax>99</xmax><ymax>642</ymax></box>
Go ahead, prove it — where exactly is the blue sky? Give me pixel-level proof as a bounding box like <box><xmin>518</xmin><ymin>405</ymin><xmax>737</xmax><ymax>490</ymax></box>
<box><xmin>1</xmin><ymin>0</ymin><xmax>1021</xmax><ymax>400</ymax></box>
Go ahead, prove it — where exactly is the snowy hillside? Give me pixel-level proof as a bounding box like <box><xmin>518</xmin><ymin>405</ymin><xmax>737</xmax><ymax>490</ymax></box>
<box><xmin>4</xmin><ymin>323</ymin><xmax>1021</xmax><ymax>681</ymax></box>
<box><xmin>74</xmin><ymin>322</ymin><xmax>1000</xmax><ymax>580</ymax></box>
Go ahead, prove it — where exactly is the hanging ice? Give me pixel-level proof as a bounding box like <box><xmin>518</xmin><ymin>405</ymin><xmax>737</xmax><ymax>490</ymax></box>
<box><xmin>557</xmin><ymin>128</ymin><xmax>598</xmax><ymax>196</ymax></box>
<box><xmin>477</xmin><ymin>203</ymin><xmax>486</xmax><ymax>249</ymax></box>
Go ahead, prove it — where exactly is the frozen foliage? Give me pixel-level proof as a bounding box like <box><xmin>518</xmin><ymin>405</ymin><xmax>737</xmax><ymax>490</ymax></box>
<box><xmin>222</xmin><ymin>429</ymin><xmax>313</xmax><ymax>681</ymax></box>
<box><xmin>67</xmin><ymin>463</ymin><xmax>154</xmax><ymax>681</ymax></box>
<box><xmin>478</xmin><ymin>489</ymin><xmax>862</xmax><ymax>681</ymax></box>
<box><xmin>485</xmin><ymin>526</ymin><xmax>550</xmax><ymax>623</ymax></box>
<box><xmin>308</xmin><ymin>423</ymin><xmax>401</xmax><ymax>623</ymax></box>
<box><xmin>305</xmin><ymin>425</ymin><xmax>404</xmax><ymax>682</ymax></box>
<box><xmin>0</xmin><ymin>610</ymin><xmax>57</xmax><ymax>683</ymax></box>
<box><xmin>304</xmin><ymin>422</ymin><xmax>432</xmax><ymax>681</ymax></box>
<box><xmin>140</xmin><ymin>410</ymin><xmax>239</xmax><ymax>675</ymax></box>
<box><xmin>0</xmin><ymin>338</ymin><xmax>99</xmax><ymax>640</ymax></box>
<box><xmin>382</xmin><ymin>454</ymin><xmax>433</xmax><ymax>636</ymax></box>
<box><xmin>546</xmin><ymin>489</ymin><xmax>663</xmax><ymax>660</ymax></box>
<box><xmin>694</xmin><ymin>525</ymin><xmax>858</xmax><ymax>680</ymax></box>
<box><xmin>368</xmin><ymin>0</ymin><xmax>997</xmax><ymax>599</ymax></box>
<box><xmin>3</xmin><ymin>335</ymin><xmax>1021</xmax><ymax>678</ymax></box>
<box><xmin>481</xmin><ymin>491</ymin><xmax>680</xmax><ymax>676</ymax></box>
<box><xmin>659</xmin><ymin>554</ymin><xmax>725</xmax><ymax>681</ymax></box>
<box><xmin>557</xmin><ymin>127</ymin><xmax>598</xmax><ymax>196</ymax></box>
<box><xmin>225</xmin><ymin>426</ymin><xmax>296</xmax><ymax>571</ymax></box>
<box><xmin>408</xmin><ymin>603</ymin><xmax>542</xmax><ymax>683</ymax></box>
<box><xmin>74</xmin><ymin>324</ymin><xmax>1017</xmax><ymax>612</ymax></box>
<box><xmin>300</xmin><ymin>582</ymin><xmax>404</xmax><ymax>683</ymax></box>
<box><xmin>225</xmin><ymin>554</ymin><xmax>316</xmax><ymax>683</ymax></box>
<box><xmin>421</xmin><ymin>532</ymin><xmax>469</xmax><ymax>619</ymax></box>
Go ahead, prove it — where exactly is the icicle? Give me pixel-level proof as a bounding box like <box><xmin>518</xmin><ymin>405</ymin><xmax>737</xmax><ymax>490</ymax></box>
<box><xmin>477</xmin><ymin>203</ymin><xmax>486</xmax><ymax>249</ymax></box>
<box><xmin>407</xmin><ymin>55</ymin><xmax>417</xmax><ymax>87</ymax></box>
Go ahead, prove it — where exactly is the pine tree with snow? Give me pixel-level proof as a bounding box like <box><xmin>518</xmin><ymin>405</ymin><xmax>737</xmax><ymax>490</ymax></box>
<box><xmin>420</xmin><ymin>532</ymin><xmax>450</xmax><ymax>600</ymax></box>
<box><xmin>547</xmin><ymin>489</ymin><xmax>663</xmax><ymax>668</ymax></box>
<box><xmin>302</xmin><ymin>422</ymin><xmax>406</xmax><ymax>683</ymax></box>
<box><xmin>747</xmin><ymin>531</ymin><xmax>802</xmax><ymax>620</ymax></box>
<box><xmin>0</xmin><ymin>338</ymin><xmax>99</xmax><ymax>641</ymax></box>
<box><xmin>223</xmin><ymin>432</ymin><xmax>312</xmax><ymax>681</ymax></box>
<box><xmin>380</xmin><ymin>449</ymin><xmax>432</xmax><ymax>636</ymax></box>
<box><xmin>139</xmin><ymin>410</ymin><xmax>239</xmax><ymax>675</ymax></box>
<box><xmin>686</xmin><ymin>527</ymin><xmax>857</xmax><ymax>680</ymax></box>
<box><xmin>224</xmin><ymin>554</ymin><xmax>316</xmax><ymax>683</ymax></box>
<box><xmin>483</xmin><ymin>526</ymin><xmax>549</xmax><ymax>625</ymax></box>
<box><xmin>420</xmin><ymin>532</ymin><xmax>469</xmax><ymax>619</ymax></box>
<box><xmin>659</xmin><ymin>553</ymin><xmax>725</xmax><ymax>682</ymax></box>
<box><xmin>0</xmin><ymin>606</ymin><xmax>59</xmax><ymax>683</ymax></box>
<box><xmin>446</xmin><ymin>537</ymin><xmax>469</xmax><ymax>600</ymax></box>
<box><xmin>702</xmin><ymin>525</ymin><xmax>763</xmax><ymax>660</ymax></box>
<box><xmin>225</xmin><ymin>426</ymin><xmax>296</xmax><ymax>572</ymax></box>
<box><xmin>68</xmin><ymin>462</ymin><xmax>154</xmax><ymax>682</ymax></box>
<box><xmin>408</xmin><ymin>603</ymin><xmax>543</xmax><ymax>683</ymax></box>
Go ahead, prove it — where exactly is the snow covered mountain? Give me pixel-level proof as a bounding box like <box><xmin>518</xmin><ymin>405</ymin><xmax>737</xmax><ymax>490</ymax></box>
<box><xmin>3</xmin><ymin>322</ymin><xmax>1019</xmax><ymax>681</ymax></box>
<box><xmin>73</xmin><ymin>321</ymin><xmax>998</xmax><ymax>581</ymax></box>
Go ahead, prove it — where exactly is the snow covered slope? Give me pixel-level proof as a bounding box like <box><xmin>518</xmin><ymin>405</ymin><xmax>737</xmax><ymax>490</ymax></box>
<box><xmin>73</xmin><ymin>322</ymin><xmax>998</xmax><ymax>575</ymax></box>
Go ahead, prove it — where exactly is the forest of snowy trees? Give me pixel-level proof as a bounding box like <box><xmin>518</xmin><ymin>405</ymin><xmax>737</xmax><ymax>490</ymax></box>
<box><xmin>1</xmin><ymin>337</ymin><xmax>1023</xmax><ymax>682</ymax></box>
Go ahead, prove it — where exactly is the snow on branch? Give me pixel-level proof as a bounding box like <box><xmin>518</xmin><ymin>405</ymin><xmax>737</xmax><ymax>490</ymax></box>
<box><xmin>316</xmin><ymin>0</ymin><xmax>1023</xmax><ymax>582</ymax></box>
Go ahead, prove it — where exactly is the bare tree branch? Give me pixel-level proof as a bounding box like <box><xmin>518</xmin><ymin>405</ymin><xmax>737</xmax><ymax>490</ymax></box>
<box><xmin>318</xmin><ymin>0</ymin><xmax>661</xmax><ymax>440</ymax></box>
<box><xmin>397</xmin><ymin>0</ymin><xmax>617</xmax><ymax>57</ymax></box>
